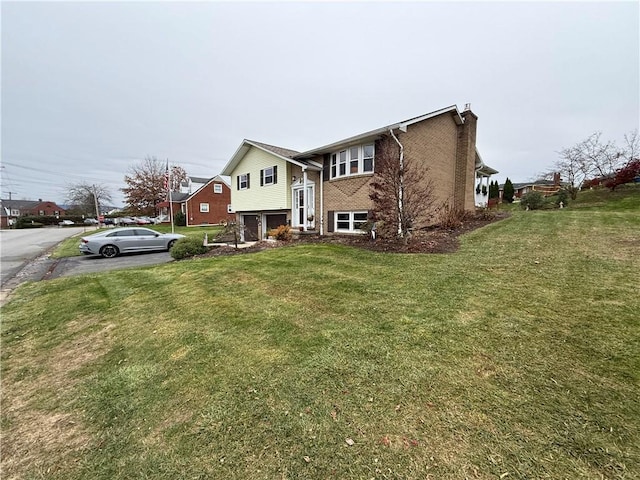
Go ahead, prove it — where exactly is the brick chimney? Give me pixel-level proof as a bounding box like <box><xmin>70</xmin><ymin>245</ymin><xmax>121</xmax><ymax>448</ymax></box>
<box><xmin>454</xmin><ymin>104</ymin><xmax>478</xmax><ymax>210</ymax></box>
<box><xmin>553</xmin><ymin>172</ymin><xmax>561</xmax><ymax>186</ymax></box>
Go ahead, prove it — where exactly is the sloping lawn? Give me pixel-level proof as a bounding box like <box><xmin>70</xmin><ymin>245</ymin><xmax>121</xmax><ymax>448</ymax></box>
<box><xmin>2</xmin><ymin>207</ymin><xmax>638</xmax><ymax>479</ymax></box>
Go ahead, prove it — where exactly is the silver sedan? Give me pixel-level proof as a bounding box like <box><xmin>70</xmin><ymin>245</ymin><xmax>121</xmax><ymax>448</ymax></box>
<box><xmin>79</xmin><ymin>227</ymin><xmax>185</xmax><ymax>258</ymax></box>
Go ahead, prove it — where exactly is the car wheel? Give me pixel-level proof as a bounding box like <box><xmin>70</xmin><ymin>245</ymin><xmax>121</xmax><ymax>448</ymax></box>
<box><xmin>100</xmin><ymin>244</ymin><xmax>119</xmax><ymax>258</ymax></box>
<box><xmin>167</xmin><ymin>239</ymin><xmax>177</xmax><ymax>251</ymax></box>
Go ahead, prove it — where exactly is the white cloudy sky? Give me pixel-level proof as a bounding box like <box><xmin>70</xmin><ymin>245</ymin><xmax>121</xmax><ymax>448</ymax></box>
<box><xmin>2</xmin><ymin>1</ymin><xmax>638</xmax><ymax>206</ymax></box>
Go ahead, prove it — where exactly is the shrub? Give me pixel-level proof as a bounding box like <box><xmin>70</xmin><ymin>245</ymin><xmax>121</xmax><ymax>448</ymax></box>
<box><xmin>267</xmin><ymin>224</ymin><xmax>292</xmax><ymax>241</ymax></box>
<box><xmin>16</xmin><ymin>219</ymin><xmax>44</xmax><ymax>229</ymax></box>
<box><xmin>170</xmin><ymin>236</ymin><xmax>208</xmax><ymax>260</ymax></box>
<box><xmin>520</xmin><ymin>191</ymin><xmax>546</xmax><ymax>210</ymax></box>
<box><xmin>438</xmin><ymin>204</ymin><xmax>467</xmax><ymax>229</ymax></box>
<box><xmin>173</xmin><ymin>211</ymin><xmax>186</xmax><ymax>227</ymax></box>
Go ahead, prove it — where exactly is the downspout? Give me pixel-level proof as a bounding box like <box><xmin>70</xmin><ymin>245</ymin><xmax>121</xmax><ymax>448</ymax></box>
<box><xmin>320</xmin><ymin>167</ymin><xmax>324</xmax><ymax>235</ymax></box>
<box><xmin>389</xmin><ymin>128</ymin><xmax>404</xmax><ymax>237</ymax></box>
<box><xmin>302</xmin><ymin>167</ymin><xmax>308</xmax><ymax>232</ymax></box>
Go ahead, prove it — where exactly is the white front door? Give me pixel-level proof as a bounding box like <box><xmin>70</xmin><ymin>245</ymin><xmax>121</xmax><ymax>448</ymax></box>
<box><xmin>292</xmin><ymin>185</ymin><xmax>314</xmax><ymax>228</ymax></box>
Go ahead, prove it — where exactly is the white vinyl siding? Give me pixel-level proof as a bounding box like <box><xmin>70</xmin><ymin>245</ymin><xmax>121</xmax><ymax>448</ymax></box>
<box><xmin>231</xmin><ymin>147</ymin><xmax>292</xmax><ymax>212</ymax></box>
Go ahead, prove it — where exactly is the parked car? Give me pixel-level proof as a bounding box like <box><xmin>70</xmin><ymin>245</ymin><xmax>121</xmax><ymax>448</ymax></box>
<box><xmin>84</xmin><ymin>218</ymin><xmax>99</xmax><ymax>225</ymax></box>
<box><xmin>103</xmin><ymin>218</ymin><xmax>115</xmax><ymax>225</ymax></box>
<box><xmin>59</xmin><ymin>219</ymin><xmax>75</xmax><ymax>226</ymax></box>
<box><xmin>118</xmin><ymin>217</ymin><xmax>136</xmax><ymax>225</ymax></box>
<box><xmin>135</xmin><ymin>216</ymin><xmax>152</xmax><ymax>225</ymax></box>
<box><xmin>79</xmin><ymin>227</ymin><xmax>185</xmax><ymax>258</ymax></box>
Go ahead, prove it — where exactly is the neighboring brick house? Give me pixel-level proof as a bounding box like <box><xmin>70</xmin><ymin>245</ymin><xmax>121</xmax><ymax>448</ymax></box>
<box><xmin>500</xmin><ymin>173</ymin><xmax>563</xmax><ymax>200</ymax></box>
<box><xmin>0</xmin><ymin>199</ymin><xmax>67</xmax><ymax>228</ymax></box>
<box><xmin>221</xmin><ymin>104</ymin><xmax>497</xmax><ymax>240</ymax></box>
<box><xmin>157</xmin><ymin>176</ymin><xmax>234</xmax><ymax>226</ymax></box>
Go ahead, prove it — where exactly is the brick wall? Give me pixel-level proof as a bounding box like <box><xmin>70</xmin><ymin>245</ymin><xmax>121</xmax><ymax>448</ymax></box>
<box><xmin>185</xmin><ymin>181</ymin><xmax>234</xmax><ymax>226</ymax></box>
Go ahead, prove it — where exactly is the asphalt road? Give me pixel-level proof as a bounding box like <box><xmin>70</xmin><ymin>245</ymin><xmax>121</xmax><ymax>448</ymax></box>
<box><xmin>0</xmin><ymin>226</ymin><xmax>91</xmax><ymax>286</ymax></box>
<box><xmin>0</xmin><ymin>226</ymin><xmax>174</xmax><ymax>302</ymax></box>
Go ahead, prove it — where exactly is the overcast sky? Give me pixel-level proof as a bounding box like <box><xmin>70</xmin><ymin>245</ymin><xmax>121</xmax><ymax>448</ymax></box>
<box><xmin>2</xmin><ymin>1</ymin><xmax>638</xmax><ymax>207</ymax></box>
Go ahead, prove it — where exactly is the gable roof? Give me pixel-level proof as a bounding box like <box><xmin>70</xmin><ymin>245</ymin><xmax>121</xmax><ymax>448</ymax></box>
<box><xmin>221</xmin><ymin>139</ymin><xmax>319</xmax><ymax>176</ymax></box>
<box><xmin>170</xmin><ymin>175</ymin><xmax>231</xmax><ymax>203</ymax></box>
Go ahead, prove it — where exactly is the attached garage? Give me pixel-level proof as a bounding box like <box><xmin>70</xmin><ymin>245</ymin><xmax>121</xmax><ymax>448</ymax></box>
<box><xmin>242</xmin><ymin>215</ymin><xmax>259</xmax><ymax>241</ymax></box>
<box><xmin>265</xmin><ymin>213</ymin><xmax>287</xmax><ymax>231</ymax></box>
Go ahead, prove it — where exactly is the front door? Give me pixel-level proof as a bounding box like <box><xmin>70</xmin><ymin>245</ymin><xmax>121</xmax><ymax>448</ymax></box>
<box><xmin>292</xmin><ymin>186</ymin><xmax>314</xmax><ymax>228</ymax></box>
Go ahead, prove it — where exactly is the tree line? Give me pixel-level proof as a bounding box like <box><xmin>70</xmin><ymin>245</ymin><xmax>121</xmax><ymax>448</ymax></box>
<box><xmin>65</xmin><ymin>157</ymin><xmax>187</xmax><ymax>217</ymax></box>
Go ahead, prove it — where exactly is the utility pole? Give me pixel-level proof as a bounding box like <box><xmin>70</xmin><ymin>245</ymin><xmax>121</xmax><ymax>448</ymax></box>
<box><xmin>92</xmin><ymin>184</ymin><xmax>100</xmax><ymax>222</ymax></box>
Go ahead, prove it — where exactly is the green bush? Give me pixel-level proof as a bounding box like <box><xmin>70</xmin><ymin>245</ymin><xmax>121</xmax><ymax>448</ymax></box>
<box><xmin>520</xmin><ymin>191</ymin><xmax>546</xmax><ymax>210</ymax></box>
<box><xmin>16</xmin><ymin>219</ymin><xmax>44</xmax><ymax>229</ymax></box>
<box><xmin>170</xmin><ymin>236</ymin><xmax>209</xmax><ymax>260</ymax></box>
<box><xmin>173</xmin><ymin>211</ymin><xmax>186</xmax><ymax>227</ymax></box>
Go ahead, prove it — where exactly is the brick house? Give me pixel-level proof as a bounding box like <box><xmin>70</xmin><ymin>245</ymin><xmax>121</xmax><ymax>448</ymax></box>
<box><xmin>0</xmin><ymin>199</ymin><xmax>67</xmax><ymax>228</ymax></box>
<box><xmin>221</xmin><ymin>104</ymin><xmax>497</xmax><ymax>240</ymax></box>
<box><xmin>500</xmin><ymin>173</ymin><xmax>563</xmax><ymax>200</ymax></box>
<box><xmin>157</xmin><ymin>176</ymin><xmax>234</xmax><ymax>227</ymax></box>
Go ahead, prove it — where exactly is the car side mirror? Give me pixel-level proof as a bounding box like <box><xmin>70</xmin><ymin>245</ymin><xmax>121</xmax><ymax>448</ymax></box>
<box><xmin>155</xmin><ymin>233</ymin><xmax>160</xmax><ymax>237</ymax></box>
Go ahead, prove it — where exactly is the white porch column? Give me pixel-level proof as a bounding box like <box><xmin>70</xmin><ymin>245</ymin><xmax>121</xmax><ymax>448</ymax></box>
<box><xmin>302</xmin><ymin>168</ymin><xmax>308</xmax><ymax>232</ymax></box>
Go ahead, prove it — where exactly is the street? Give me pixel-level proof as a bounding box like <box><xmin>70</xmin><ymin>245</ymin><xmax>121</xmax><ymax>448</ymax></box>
<box><xmin>0</xmin><ymin>226</ymin><xmax>92</xmax><ymax>286</ymax></box>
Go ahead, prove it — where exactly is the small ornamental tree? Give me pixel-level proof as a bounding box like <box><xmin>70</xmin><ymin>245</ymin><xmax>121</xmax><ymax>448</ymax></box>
<box><xmin>503</xmin><ymin>178</ymin><xmax>515</xmax><ymax>203</ymax></box>
<box><xmin>369</xmin><ymin>134</ymin><xmax>438</xmax><ymax>242</ymax></box>
<box><xmin>605</xmin><ymin>159</ymin><xmax>640</xmax><ymax>191</ymax></box>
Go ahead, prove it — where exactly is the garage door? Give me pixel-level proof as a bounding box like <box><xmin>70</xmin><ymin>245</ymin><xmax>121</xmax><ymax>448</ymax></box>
<box><xmin>266</xmin><ymin>214</ymin><xmax>287</xmax><ymax>231</ymax></box>
<box><xmin>242</xmin><ymin>215</ymin><xmax>259</xmax><ymax>241</ymax></box>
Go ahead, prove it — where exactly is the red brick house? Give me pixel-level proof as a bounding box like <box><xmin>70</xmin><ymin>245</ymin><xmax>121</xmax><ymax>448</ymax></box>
<box><xmin>158</xmin><ymin>176</ymin><xmax>234</xmax><ymax>226</ymax></box>
<box><xmin>1</xmin><ymin>199</ymin><xmax>67</xmax><ymax>228</ymax></box>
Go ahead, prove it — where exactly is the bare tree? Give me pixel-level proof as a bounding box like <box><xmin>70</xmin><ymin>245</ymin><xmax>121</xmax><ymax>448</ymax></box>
<box><xmin>169</xmin><ymin>165</ymin><xmax>188</xmax><ymax>192</ymax></box>
<box><xmin>622</xmin><ymin>129</ymin><xmax>640</xmax><ymax>165</ymax></box>
<box><xmin>550</xmin><ymin>132</ymin><xmax>629</xmax><ymax>199</ymax></box>
<box><xmin>66</xmin><ymin>182</ymin><xmax>112</xmax><ymax>216</ymax></box>
<box><xmin>369</xmin><ymin>134</ymin><xmax>438</xmax><ymax>242</ymax></box>
<box><xmin>122</xmin><ymin>157</ymin><xmax>188</xmax><ymax>215</ymax></box>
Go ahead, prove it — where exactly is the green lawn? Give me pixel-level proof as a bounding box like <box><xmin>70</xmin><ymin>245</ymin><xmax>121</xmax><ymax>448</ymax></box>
<box><xmin>2</xmin><ymin>192</ymin><xmax>639</xmax><ymax>479</ymax></box>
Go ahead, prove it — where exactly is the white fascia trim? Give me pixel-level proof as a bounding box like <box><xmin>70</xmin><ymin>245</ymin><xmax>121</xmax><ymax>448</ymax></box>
<box><xmin>221</xmin><ymin>139</ymin><xmax>321</xmax><ymax>175</ymax></box>
<box><xmin>295</xmin><ymin>105</ymin><xmax>462</xmax><ymax>159</ymax></box>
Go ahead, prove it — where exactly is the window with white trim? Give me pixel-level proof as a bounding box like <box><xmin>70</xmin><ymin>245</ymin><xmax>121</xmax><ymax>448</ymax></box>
<box><xmin>260</xmin><ymin>165</ymin><xmax>277</xmax><ymax>186</ymax></box>
<box><xmin>10</xmin><ymin>209</ymin><xmax>19</xmax><ymax>216</ymax></box>
<box><xmin>237</xmin><ymin>173</ymin><xmax>250</xmax><ymax>190</ymax></box>
<box><xmin>330</xmin><ymin>143</ymin><xmax>374</xmax><ymax>179</ymax></box>
<box><xmin>213</xmin><ymin>184</ymin><xmax>223</xmax><ymax>194</ymax></box>
<box><xmin>200</xmin><ymin>203</ymin><xmax>209</xmax><ymax>213</ymax></box>
<box><xmin>334</xmin><ymin>211</ymin><xmax>369</xmax><ymax>232</ymax></box>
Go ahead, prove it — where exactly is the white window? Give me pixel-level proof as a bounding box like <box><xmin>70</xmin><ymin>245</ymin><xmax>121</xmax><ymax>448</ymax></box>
<box><xmin>335</xmin><ymin>211</ymin><xmax>369</xmax><ymax>232</ymax></box>
<box><xmin>261</xmin><ymin>165</ymin><xmax>277</xmax><ymax>186</ymax></box>
<box><xmin>213</xmin><ymin>184</ymin><xmax>223</xmax><ymax>194</ymax></box>
<box><xmin>330</xmin><ymin>143</ymin><xmax>374</xmax><ymax>179</ymax></box>
<box><xmin>238</xmin><ymin>173</ymin><xmax>250</xmax><ymax>190</ymax></box>
<box><xmin>11</xmin><ymin>209</ymin><xmax>19</xmax><ymax>216</ymax></box>
<box><xmin>200</xmin><ymin>203</ymin><xmax>209</xmax><ymax>213</ymax></box>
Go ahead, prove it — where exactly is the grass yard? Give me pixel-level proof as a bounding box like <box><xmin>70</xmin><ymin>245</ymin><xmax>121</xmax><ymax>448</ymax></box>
<box><xmin>2</xmin><ymin>192</ymin><xmax>639</xmax><ymax>479</ymax></box>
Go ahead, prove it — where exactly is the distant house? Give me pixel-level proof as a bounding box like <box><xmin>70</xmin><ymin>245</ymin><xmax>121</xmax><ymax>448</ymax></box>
<box><xmin>500</xmin><ymin>173</ymin><xmax>563</xmax><ymax>200</ymax></box>
<box><xmin>221</xmin><ymin>104</ymin><xmax>497</xmax><ymax>240</ymax></box>
<box><xmin>0</xmin><ymin>199</ymin><xmax>67</xmax><ymax>228</ymax></box>
<box><xmin>157</xmin><ymin>176</ymin><xmax>234</xmax><ymax>226</ymax></box>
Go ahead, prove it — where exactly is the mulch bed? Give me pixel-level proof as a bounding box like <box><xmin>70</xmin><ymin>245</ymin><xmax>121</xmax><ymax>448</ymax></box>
<box><xmin>197</xmin><ymin>212</ymin><xmax>509</xmax><ymax>258</ymax></box>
